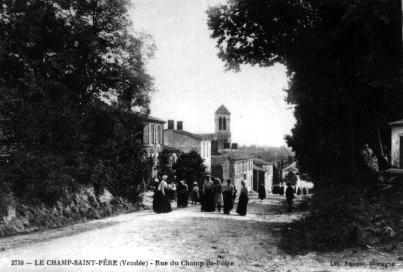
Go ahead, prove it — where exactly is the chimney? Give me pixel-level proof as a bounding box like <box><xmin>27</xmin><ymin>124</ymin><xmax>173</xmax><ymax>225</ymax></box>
<box><xmin>167</xmin><ymin>120</ymin><xmax>174</xmax><ymax>130</ymax></box>
<box><xmin>231</xmin><ymin>143</ymin><xmax>238</xmax><ymax>150</ymax></box>
<box><xmin>177</xmin><ymin>121</ymin><xmax>183</xmax><ymax>130</ymax></box>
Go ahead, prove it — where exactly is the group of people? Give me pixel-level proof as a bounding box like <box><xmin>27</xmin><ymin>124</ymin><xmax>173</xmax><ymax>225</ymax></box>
<box><xmin>198</xmin><ymin>175</ymin><xmax>248</xmax><ymax>216</ymax></box>
<box><xmin>152</xmin><ymin>175</ymin><xmax>250</xmax><ymax>216</ymax></box>
<box><xmin>258</xmin><ymin>182</ymin><xmax>297</xmax><ymax>212</ymax></box>
<box><xmin>272</xmin><ymin>184</ymin><xmax>308</xmax><ymax>196</ymax></box>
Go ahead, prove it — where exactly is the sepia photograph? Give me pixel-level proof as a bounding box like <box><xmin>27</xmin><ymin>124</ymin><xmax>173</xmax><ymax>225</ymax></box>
<box><xmin>0</xmin><ymin>0</ymin><xmax>402</xmax><ymax>271</ymax></box>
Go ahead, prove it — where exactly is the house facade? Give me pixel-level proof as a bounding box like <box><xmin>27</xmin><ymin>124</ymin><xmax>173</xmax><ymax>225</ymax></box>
<box><xmin>253</xmin><ymin>158</ymin><xmax>273</xmax><ymax>192</ymax></box>
<box><xmin>211</xmin><ymin>152</ymin><xmax>254</xmax><ymax>191</ymax></box>
<box><xmin>143</xmin><ymin>116</ymin><xmax>165</xmax><ymax>179</ymax></box>
<box><xmin>164</xmin><ymin>121</ymin><xmax>211</xmax><ymax>172</ymax></box>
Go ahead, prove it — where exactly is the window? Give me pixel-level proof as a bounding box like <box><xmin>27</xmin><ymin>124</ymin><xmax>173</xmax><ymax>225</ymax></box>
<box><xmin>144</xmin><ymin>125</ymin><xmax>149</xmax><ymax>144</ymax></box>
<box><xmin>151</xmin><ymin>124</ymin><xmax>155</xmax><ymax>144</ymax></box>
<box><xmin>148</xmin><ymin>124</ymin><xmax>152</xmax><ymax>144</ymax></box>
<box><xmin>159</xmin><ymin>125</ymin><xmax>163</xmax><ymax>144</ymax></box>
<box><xmin>219</xmin><ymin>117</ymin><xmax>222</xmax><ymax>130</ymax></box>
<box><xmin>154</xmin><ymin>124</ymin><xmax>157</xmax><ymax>144</ymax></box>
<box><xmin>223</xmin><ymin>117</ymin><xmax>226</xmax><ymax>130</ymax></box>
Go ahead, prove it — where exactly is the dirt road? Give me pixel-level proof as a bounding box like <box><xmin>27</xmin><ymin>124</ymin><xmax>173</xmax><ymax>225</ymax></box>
<box><xmin>0</xmin><ymin>194</ymin><xmax>401</xmax><ymax>272</ymax></box>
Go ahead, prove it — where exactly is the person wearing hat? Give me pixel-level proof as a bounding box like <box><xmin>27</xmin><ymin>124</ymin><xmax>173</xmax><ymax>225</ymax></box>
<box><xmin>222</xmin><ymin>178</ymin><xmax>234</xmax><ymax>214</ymax></box>
<box><xmin>285</xmin><ymin>182</ymin><xmax>295</xmax><ymax>212</ymax></box>
<box><xmin>177</xmin><ymin>180</ymin><xmax>188</xmax><ymax>208</ymax></box>
<box><xmin>152</xmin><ymin>175</ymin><xmax>172</xmax><ymax>213</ymax></box>
<box><xmin>191</xmin><ymin>181</ymin><xmax>199</xmax><ymax>204</ymax></box>
<box><xmin>236</xmin><ymin>180</ymin><xmax>249</xmax><ymax>216</ymax></box>
<box><xmin>214</xmin><ymin>178</ymin><xmax>223</xmax><ymax>212</ymax></box>
<box><xmin>202</xmin><ymin>175</ymin><xmax>215</xmax><ymax>212</ymax></box>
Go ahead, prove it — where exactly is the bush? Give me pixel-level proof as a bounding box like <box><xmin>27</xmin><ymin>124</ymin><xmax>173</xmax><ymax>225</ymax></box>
<box><xmin>0</xmin><ymin>152</ymin><xmax>75</xmax><ymax>206</ymax></box>
<box><xmin>303</xmin><ymin>193</ymin><xmax>360</xmax><ymax>250</ymax></box>
<box><xmin>281</xmin><ymin>182</ymin><xmax>399</xmax><ymax>252</ymax></box>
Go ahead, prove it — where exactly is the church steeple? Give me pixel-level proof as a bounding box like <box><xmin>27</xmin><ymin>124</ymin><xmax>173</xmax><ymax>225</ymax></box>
<box><xmin>214</xmin><ymin>105</ymin><xmax>231</xmax><ymax>152</ymax></box>
<box><xmin>215</xmin><ymin>105</ymin><xmax>231</xmax><ymax>133</ymax></box>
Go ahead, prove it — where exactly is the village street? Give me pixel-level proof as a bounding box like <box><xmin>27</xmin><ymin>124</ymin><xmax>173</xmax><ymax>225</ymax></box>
<box><xmin>0</xmin><ymin>194</ymin><xmax>401</xmax><ymax>272</ymax></box>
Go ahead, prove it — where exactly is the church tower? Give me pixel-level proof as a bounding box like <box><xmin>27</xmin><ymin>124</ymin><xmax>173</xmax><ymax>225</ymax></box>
<box><xmin>214</xmin><ymin>105</ymin><xmax>231</xmax><ymax>152</ymax></box>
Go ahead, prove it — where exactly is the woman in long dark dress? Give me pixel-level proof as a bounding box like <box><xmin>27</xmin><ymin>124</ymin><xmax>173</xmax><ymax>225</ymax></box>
<box><xmin>153</xmin><ymin>175</ymin><xmax>172</xmax><ymax>213</ymax></box>
<box><xmin>200</xmin><ymin>180</ymin><xmax>206</xmax><ymax>211</ymax></box>
<box><xmin>258</xmin><ymin>183</ymin><xmax>266</xmax><ymax>200</ymax></box>
<box><xmin>236</xmin><ymin>180</ymin><xmax>249</xmax><ymax>216</ymax></box>
<box><xmin>202</xmin><ymin>176</ymin><xmax>215</xmax><ymax>212</ymax></box>
<box><xmin>222</xmin><ymin>178</ymin><xmax>234</xmax><ymax>214</ymax></box>
<box><xmin>214</xmin><ymin>178</ymin><xmax>223</xmax><ymax>212</ymax></box>
<box><xmin>177</xmin><ymin>180</ymin><xmax>188</xmax><ymax>207</ymax></box>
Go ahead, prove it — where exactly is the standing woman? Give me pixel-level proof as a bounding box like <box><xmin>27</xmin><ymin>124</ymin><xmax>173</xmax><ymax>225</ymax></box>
<box><xmin>258</xmin><ymin>183</ymin><xmax>266</xmax><ymax>201</ymax></box>
<box><xmin>177</xmin><ymin>180</ymin><xmax>188</xmax><ymax>208</ymax></box>
<box><xmin>203</xmin><ymin>175</ymin><xmax>215</xmax><ymax>212</ymax></box>
<box><xmin>214</xmin><ymin>178</ymin><xmax>223</xmax><ymax>212</ymax></box>
<box><xmin>200</xmin><ymin>178</ymin><xmax>206</xmax><ymax>211</ymax></box>
<box><xmin>153</xmin><ymin>175</ymin><xmax>172</xmax><ymax>213</ymax></box>
<box><xmin>236</xmin><ymin>180</ymin><xmax>249</xmax><ymax>216</ymax></box>
<box><xmin>222</xmin><ymin>179</ymin><xmax>234</xmax><ymax>214</ymax></box>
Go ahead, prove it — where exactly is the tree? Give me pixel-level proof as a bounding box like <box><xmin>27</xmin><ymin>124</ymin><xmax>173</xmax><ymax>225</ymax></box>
<box><xmin>174</xmin><ymin>151</ymin><xmax>206</xmax><ymax>191</ymax></box>
<box><xmin>207</xmin><ymin>0</ymin><xmax>402</xmax><ymax>187</ymax></box>
<box><xmin>0</xmin><ymin>0</ymin><xmax>154</xmax><ymax>203</ymax></box>
<box><xmin>157</xmin><ymin>149</ymin><xmax>175</xmax><ymax>179</ymax></box>
<box><xmin>284</xmin><ymin>172</ymin><xmax>297</xmax><ymax>186</ymax></box>
<box><xmin>0</xmin><ymin>0</ymin><xmax>154</xmax><ymax>152</ymax></box>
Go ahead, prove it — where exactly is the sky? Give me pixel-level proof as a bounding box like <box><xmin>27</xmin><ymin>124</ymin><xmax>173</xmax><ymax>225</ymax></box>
<box><xmin>129</xmin><ymin>0</ymin><xmax>295</xmax><ymax>147</ymax></box>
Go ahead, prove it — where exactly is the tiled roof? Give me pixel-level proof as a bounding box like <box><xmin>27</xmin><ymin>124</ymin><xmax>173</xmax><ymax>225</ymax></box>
<box><xmin>215</xmin><ymin>105</ymin><xmax>230</xmax><ymax>115</ymax></box>
<box><xmin>225</xmin><ymin>152</ymin><xmax>254</xmax><ymax>161</ymax></box>
<box><xmin>165</xmin><ymin>129</ymin><xmax>203</xmax><ymax>140</ymax></box>
<box><xmin>253</xmin><ymin>165</ymin><xmax>266</xmax><ymax>171</ymax></box>
<box><xmin>196</xmin><ymin>133</ymin><xmax>215</xmax><ymax>140</ymax></box>
<box><xmin>389</xmin><ymin>119</ymin><xmax>403</xmax><ymax>126</ymax></box>
<box><xmin>146</xmin><ymin>116</ymin><xmax>165</xmax><ymax>124</ymax></box>
<box><xmin>283</xmin><ymin>161</ymin><xmax>298</xmax><ymax>172</ymax></box>
<box><xmin>253</xmin><ymin>158</ymin><xmax>272</xmax><ymax>165</ymax></box>
<box><xmin>162</xmin><ymin>145</ymin><xmax>180</xmax><ymax>152</ymax></box>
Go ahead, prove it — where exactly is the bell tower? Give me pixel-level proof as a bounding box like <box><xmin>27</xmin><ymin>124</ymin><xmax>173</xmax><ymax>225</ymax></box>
<box><xmin>214</xmin><ymin>105</ymin><xmax>231</xmax><ymax>151</ymax></box>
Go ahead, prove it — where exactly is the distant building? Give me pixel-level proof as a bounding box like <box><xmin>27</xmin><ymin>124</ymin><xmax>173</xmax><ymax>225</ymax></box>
<box><xmin>164</xmin><ymin>121</ymin><xmax>211</xmax><ymax>172</ymax></box>
<box><xmin>253</xmin><ymin>158</ymin><xmax>273</xmax><ymax>192</ymax></box>
<box><xmin>211</xmin><ymin>152</ymin><xmax>254</xmax><ymax>191</ymax></box>
<box><xmin>198</xmin><ymin>104</ymin><xmax>234</xmax><ymax>155</ymax></box>
<box><xmin>390</xmin><ymin>119</ymin><xmax>403</xmax><ymax>168</ymax></box>
<box><xmin>143</xmin><ymin>116</ymin><xmax>165</xmax><ymax>179</ymax></box>
<box><xmin>282</xmin><ymin>161</ymin><xmax>298</xmax><ymax>180</ymax></box>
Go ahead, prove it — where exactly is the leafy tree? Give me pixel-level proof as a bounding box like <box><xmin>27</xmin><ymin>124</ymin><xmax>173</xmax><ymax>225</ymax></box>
<box><xmin>0</xmin><ymin>0</ymin><xmax>154</xmax><ymax>203</ymax></box>
<box><xmin>284</xmin><ymin>172</ymin><xmax>297</xmax><ymax>186</ymax></box>
<box><xmin>157</xmin><ymin>149</ymin><xmax>175</xmax><ymax>179</ymax></box>
<box><xmin>272</xmin><ymin>163</ymin><xmax>282</xmax><ymax>185</ymax></box>
<box><xmin>174</xmin><ymin>151</ymin><xmax>206</xmax><ymax>191</ymax></box>
<box><xmin>207</xmin><ymin>0</ymin><xmax>402</xmax><ymax>187</ymax></box>
<box><xmin>0</xmin><ymin>0</ymin><xmax>154</xmax><ymax>152</ymax></box>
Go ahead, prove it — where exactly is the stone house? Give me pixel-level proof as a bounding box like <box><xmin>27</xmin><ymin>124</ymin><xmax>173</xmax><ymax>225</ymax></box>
<box><xmin>143</xmin><ymin>116</ymin><xmax>165</xmax><ymax>179</ymax></box>
<box><xmin>253</xmin><ymin>158</ymin><xmax>273</xmax><ymax>192</ymax></box>
<box><xmin>164</xmin><ymin>121</ymin><xmax>211</xmax><ymax>172</ymax></box>
<box><xmin>390</xmin><ymin>119</ymin><xmax>403</xmax><ymax>168</ymax></box>
<box><xmin>211</xmin><ymin>152</ymin><xmax>254</xmax><ymax>191</ymax></box>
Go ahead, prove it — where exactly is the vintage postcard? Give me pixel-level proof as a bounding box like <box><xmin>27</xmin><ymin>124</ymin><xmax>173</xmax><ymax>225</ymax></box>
<box><xmin>0</xmin><ymin>0</ymin><xmax>402</xmax><ymax>271</ymax></box>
